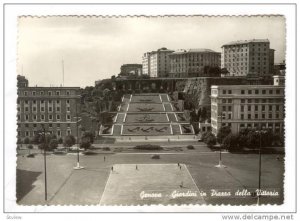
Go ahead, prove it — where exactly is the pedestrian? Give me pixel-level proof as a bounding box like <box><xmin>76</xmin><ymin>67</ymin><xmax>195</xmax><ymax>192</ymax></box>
<box><xmin>136</xmin><ymin>165</ymin><xmax>138</xmax><ymax>170</ymax></box>
<box><xmin>180</xmin><ymin>181</ymin><xmax>183</xmax><ymax>188</ymax></box>
<box><xmin>104</xmin><ymin>156</ymin><xmax>106</xmax><ymax>162</ymax></box>
<box><xmin>179</xmin><ymin>165</ymin><xmax>182</xmax><ymax>170</ymax></box>
<box><xmin>177</xmin><ymin>163</ymin><xmax>180</xmax><ymax>167</ymax></box>
<box><xmin>111</xmin><ymin>166</ymin><xmax>113</xmax><ymax>172</ymax></box>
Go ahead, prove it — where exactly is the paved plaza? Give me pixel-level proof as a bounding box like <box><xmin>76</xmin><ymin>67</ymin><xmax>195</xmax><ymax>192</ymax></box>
<box><xmin>99</xmin><ymin>164</ymin><xmax>204</xmax><ymax>205</ymax></box>
<box><xmin>16</xmin><ymin>144</ymin><xmax>284</xmax><ymax>205</ymax></box>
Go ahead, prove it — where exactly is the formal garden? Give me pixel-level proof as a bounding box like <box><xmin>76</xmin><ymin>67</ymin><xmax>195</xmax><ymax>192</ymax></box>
<box><xmin>122</xmin><ymin>125</ymin><xmax>172</xmax><ymax>135</ymax></box>
<box><xmin>125</xmin><ymin>113</ymin><xmax>169</xmax><ymax>123</ymax></box>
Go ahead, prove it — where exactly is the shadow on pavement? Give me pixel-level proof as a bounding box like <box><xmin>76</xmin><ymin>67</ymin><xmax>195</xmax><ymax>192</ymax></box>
<box><xmin>16</xmin><ymin>169</ymin><xmax>41</xmax><ymax>203</ymax></box>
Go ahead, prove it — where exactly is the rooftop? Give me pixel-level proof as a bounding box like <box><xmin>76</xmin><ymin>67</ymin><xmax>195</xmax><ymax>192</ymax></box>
<box><xmin>222</xmin><ymin>39</ymin><xmax>270</xmax><ymax>47</ymax></box>
<box><xmin>170</xmin><ymin>48</ymin><xmax>220</xmax><ymax>55</ymax></box>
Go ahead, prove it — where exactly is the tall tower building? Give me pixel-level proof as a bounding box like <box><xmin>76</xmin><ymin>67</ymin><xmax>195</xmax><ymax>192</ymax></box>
<box><xmin>221</xmin><ymin>39</ymin><xmax>275</xmax><ymax>77</ymax></box>
<box><xmin>142</xmin><ymin>48</ymin><xmax>174</xmax><ymax>77</ymax></box>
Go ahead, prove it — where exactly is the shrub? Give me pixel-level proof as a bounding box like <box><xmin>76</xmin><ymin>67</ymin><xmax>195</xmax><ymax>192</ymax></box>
<box><xmin>217</xmin><ymin>126</ymin><xmax>231</xmax><ymax>145</ymax></box>
<box><xmin>206</xmin><ymin>134</ymin><xmax>217</xmax><ymax>148</ymax></box>
<box><xmin>49</xmin><ymin>139</ymin><xmax>58</xmax><ymax>150</ymax></box>
<box><xmin>134</xmin><ymin>144</ymin><xmax>163</xmax><ymax>150</ymax></box>
<box><xmin>80</xmin><ymin>137</ymin><xmax>91</xmax><ymax>149</ymax></box>
<box><xmin>83</xmin><ymin>151</ymin><xmax>98</xmax><ymax>155</ymax></box>
<box><xmin>58</xmin><ymin>137</ymin><xmax>63</xmax><ymax>144</ymax></box>
<box><xmin>23</xmin><ymin>137</ymin><xmax>30</xmax><ymax>144</ymax></box>
<box><xmin>38</xmin><ymin>143</ymin><xmax>47</xmax><ymax>150</ymax></box>
<box><xmin>223</xmin><ymin>133</ymin><xmax>241</xmax><ymax>152</ymax></box>
<box><xmin>27</xmin><ymin>144</ymin><xmax>33</xmax><ymax>149</ymax></box>
<box><xmin>81</xmin><ymin>131</ymin><xmax>94</xmax><ymax>144</ymax></box>
<box><xmin>186</xmin><ymin>145</ymin><xmax>195</xmax><ymax>150</ymax></box>
<box><xmin>102</xmin><ymin>147</ymin><xmax>111</xmax><ymax>151</ymax></box>
<box><xmin>27</xmin><ymin>153</ymin><xmax>35</xmax><ymax>158</ymax></box>
<box><xmin>151</xmin><ymin>154</ymin><xmax>160</xmax><ymax>159</ymax></box>
<box><xmin>64</xmin><ymin>135</ymin><xmax>76</xmax><ymax>147</ymax></box>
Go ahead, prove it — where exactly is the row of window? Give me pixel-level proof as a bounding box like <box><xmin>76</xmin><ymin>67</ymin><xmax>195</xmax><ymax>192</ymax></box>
<box><xmin>19</xmin><ymin>123</ymin><xmax>72</xmax><ymax>128</ymax></box>
<box><xmin>240</xmin><ymin>113</ymin><xmax>281</xmax><ymax>120</ymax></box>
<box><xmin>20</xmin><ymin>90</ymin><xmax>72</xmax><ymax>96</ymax></box>
<box><xmin>19</xmin><ymin>129</ymin><xmax>71</xmax><ymax>137</ymax></box>
<box><xmin>18</xmin><ymin>106</ymin><xmax>71</xmax><ymax>112</ymax></box>
<box><xmin>18</xmin><ymin>99</ymin><xmax>71</xmax><ymax>105</ymax></box>
<box><xmin>221</xmin><ymin>88</ymin><xmax>283</xmax><ymax>95</ymax></box>
<box><xmin>241</xmin><ymin>104</ymin><xmax>281</xmax><ymax>111</ymax></box>
<box><xmin>18</xmin><ymin>114</ymin><xmax>72</xmax><ymax>121</ymax></box>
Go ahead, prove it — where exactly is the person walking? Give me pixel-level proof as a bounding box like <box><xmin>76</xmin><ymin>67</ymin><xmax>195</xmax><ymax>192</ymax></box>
<box><xmin>104</xmin><ymin>156</ymin><xmax>106</xmax><ymax>162</ymax></box>
<box><xmin>136</xmin><ymin>165</ymin><xmax>138</xmax><ymax>170</ymax></box>
<box><xmin>111</xmin><ymin>166</ymin><xmax>113</xmax><ymax>172</ymax></box>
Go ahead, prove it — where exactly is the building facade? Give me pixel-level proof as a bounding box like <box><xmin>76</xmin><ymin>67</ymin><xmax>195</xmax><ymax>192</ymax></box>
<box><xmin>17</xmin><ymin>86</ymin><xmax>81</xmax><ymax>140</ymax></box>
<box><xmin>120</xmin><ymin>64</ymin><xmax>142</xmax><ymax>76</ymax></box>
<box><xmin>210</xmin><ymin>83</ymin><xmax>285</xmax><ymax>136</ymax></box>
<box><xmin>221</xmin><ymin>39</ymin><xmax>275</xmax><ymax>77</ymax></box>
<box><xmin>142</xmin><ymin>48</ymin><xmax>174</xmax><ymax>77</ymax></box>
<box><xmin>169</xmin><ymin>49</ymin><xmax>221</xmax><ymax>78</ymax></box>
<box><xmin>142</xmin><ymin>52</ymin><xmax>151</xmax><ymax>76</ymax></box>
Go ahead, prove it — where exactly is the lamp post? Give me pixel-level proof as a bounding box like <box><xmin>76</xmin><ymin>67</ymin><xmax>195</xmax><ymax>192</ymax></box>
<box><xmin>39</xmin><ymin>124</ymin><xmax>49</xmax><ymax>201</ymax></box>
<box><xmin>255</xmin><ymin>128</ymin><xmax>266</xmax><ymax>205</ymax></box>
<box><xmin>73</xmin><ymin>96</ymin><xmax>84</xmax><ymax>170</ymax></box>
<box><xmin>215</xmin><ymin>112</ymin><xmax>226</xmax><ymax>168</ymax></box>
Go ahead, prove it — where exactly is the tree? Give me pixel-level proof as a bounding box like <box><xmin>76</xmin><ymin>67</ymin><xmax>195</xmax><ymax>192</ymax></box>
<box><xmin>49</xmin><ymin>139</ymin><xmax>58</xmax><ymax>150</ymax></box>
<box><xmin>223</xmin><ymin>133</ymin><xmax>240</xmax><ymax>152</ymax></box>
<box><xmin>64</xmin><ymin>135</ymin><xmax>76</xmax><ymax>147</ymax></box>
<box><xmin>246</xmin><ymin>130</ymin><xmax>260</xmax><ymax>149</ymax></box>
<box><xmin>23</xmin><ymin>137</ymin><xmax>30</xmax><ymax>144</ymax></box>
<box><xmin>81</xmin><ymin>131</ymin><xmax>94</xmax><ymax>144</ymax></box>
<box><xmin>217</xmin><ymin>126</ymin><xmax>231</xmax><ymax>145</ymax></box>
<box><xmin>58</xmin><ymin>137</ymin><xmax>63</xmax><ymax>144</ymax></box>
<box><xmin>80</xmin><ymin>137</ymin><xmax>91</xmax><ymax>149</ymax></box>
<box><xmin>200</xmin><ymin>107</ymin><xmax>207</xmax><ymax>122</ymax></box>
<box><xmin>260</xmin><ymin>129</ymin><xmax>273</xmax><ymax>147</ymax></box>
<box><xmin>202</xmin><ymin>131</ymin><xmax>217</xmax><ymax>148</ymax></box>
<box><xmin>27</xmin><ymin>144</ymin><xmax>33</xmax><ymax>154</ymax></box>
<box><xmin>206</xmin><ymin>134</ymin><xmax>217</xmax><ymax>148</ymax></box>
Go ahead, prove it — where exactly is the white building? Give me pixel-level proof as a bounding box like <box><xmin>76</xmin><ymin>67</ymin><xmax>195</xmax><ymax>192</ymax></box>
<box><xmin>210</xmin><ymin>79</ymin><xmax>284</xmax><ymax>135</ymax></box>
<box><xmin>142</xmin><ymin>48</ymin><xmax>174</xmax><ymax>77</ymax></box>
<box><xmin>221</xmin><ymin>39</ymin><xmax>275</xmax><ymax>77</ymax></box>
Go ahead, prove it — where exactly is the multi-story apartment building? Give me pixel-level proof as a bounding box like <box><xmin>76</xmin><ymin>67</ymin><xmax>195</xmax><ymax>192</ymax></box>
<box><xmin>221</xmin><ymin>39</ymin><xmax>275</xmax><ymax>77</ymax></box>
<box><xmin>142</xmin><ymin>52</ymin><xmax>151</xmax><ymax>76</ymax></box>
<box><xmin>210</xmin><ymin>78</ymin><xmax>284</xmax><ymax>136</ymax></box>
<box><xmin>17</xmin><ymin>85</ymin><xmax>81</xmax><ymax>140</ymax></box>
<box><xmin>169</xmin><ymin>49</ymin><xmax>221</xmax><ymax>78</ymax></box>
<box><xmin>142</xmin><ymin>47</ymin><xmax>174</xmax><ymax>77</ymax></box>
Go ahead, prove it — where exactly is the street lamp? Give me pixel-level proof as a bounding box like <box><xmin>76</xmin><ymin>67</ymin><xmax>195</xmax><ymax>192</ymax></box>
<box><xmin>215</xmin><ymin>112</ymin><xmax>226</xmax><ymax>168</ymax></box>
<box><xmin>73</xmin><ymin>96</ymin><xmax>84</xmax><ymax>170</ymax></box>
<box><xmin>38</xmin><ymin>124</ymin><xmax>50</xmax><ymax>201</ymax></box>
<box><xmin>255</xmin><ymin>128</ymin><xmax>266</xmax><ymax>205</ymax></box>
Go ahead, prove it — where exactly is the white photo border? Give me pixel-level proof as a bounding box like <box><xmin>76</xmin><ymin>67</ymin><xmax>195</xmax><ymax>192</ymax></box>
<box><xmin>2</xmin><ymin>1</ymin><xmax>297</xmax><ymax>214</ymax></box>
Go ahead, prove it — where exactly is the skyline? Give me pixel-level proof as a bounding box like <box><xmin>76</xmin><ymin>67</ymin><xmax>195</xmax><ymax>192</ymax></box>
<box><xmin>17</xmin><ymin>15</ymin><xmax>286</xmax><ymax>87</ymax></box>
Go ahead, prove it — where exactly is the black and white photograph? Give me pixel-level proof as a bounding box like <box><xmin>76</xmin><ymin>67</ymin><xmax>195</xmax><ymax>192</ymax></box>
<box><xmin>15</xmin><ymin>14</ymin><xmax>286</xmax><ymax>206</ymax></box>
<box><xmin>2</xmin><ymin>1</ymin><xmax>298</xmax><ymax>219</ymax></box>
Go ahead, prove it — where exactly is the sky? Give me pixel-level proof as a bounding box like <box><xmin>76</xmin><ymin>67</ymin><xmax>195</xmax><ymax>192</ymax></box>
<box><xmin>17</xmin><ymin>15</ymin><xmax>286</xmax><ymax>87</ymax></box>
